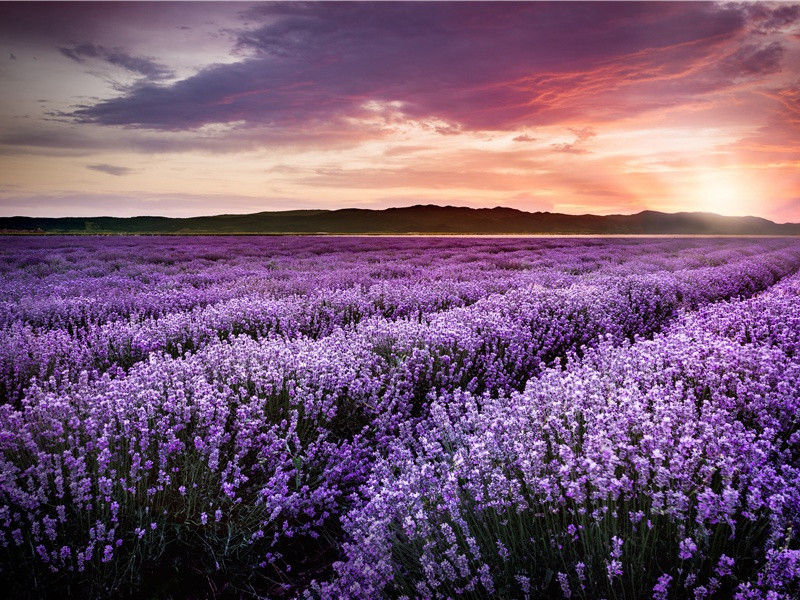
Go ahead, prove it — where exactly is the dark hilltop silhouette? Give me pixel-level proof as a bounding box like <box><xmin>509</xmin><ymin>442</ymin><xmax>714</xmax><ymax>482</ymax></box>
<box><xmin>2</xmin><ymin>205</ymin><xmax>799</xmax><ymax>235</ymax></box>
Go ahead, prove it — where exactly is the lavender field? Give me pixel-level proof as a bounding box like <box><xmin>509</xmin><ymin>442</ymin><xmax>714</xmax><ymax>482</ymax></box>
<box><xmin>1</xmin><ymin>236</ymin><xmax>800</xmax><ymax>599</ymax></box>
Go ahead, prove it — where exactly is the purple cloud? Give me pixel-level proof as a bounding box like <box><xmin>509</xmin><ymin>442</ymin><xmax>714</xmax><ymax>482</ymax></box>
<box><xmin>67</xmin><ymin>2</ymin><xmax>750</xmax><ymax>134</ymax></box>
<box><xmin>86</xmin><ymin>163</ymin><xmax>133</xmax><ymax>176</ymax></box>
<box><xmin>722</xmin><ymin>42</ymin><xmax>785</xmax><ymax>77</ymax></box>
<box><xmin>746</xmin><ymin>3</ymin><xmax>800</xmax><ymax>32</ymax></box>
<box><xmin>60</xmin><ymin>43</ymin><xmax>174</xmax><ymax>80</ymax></box>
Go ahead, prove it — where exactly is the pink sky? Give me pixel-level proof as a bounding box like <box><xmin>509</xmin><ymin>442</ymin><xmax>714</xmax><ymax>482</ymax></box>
<box><xmin>0</xmin><ymin>2</ymin><xmax>799</xmax><ymax>221</ymax></box>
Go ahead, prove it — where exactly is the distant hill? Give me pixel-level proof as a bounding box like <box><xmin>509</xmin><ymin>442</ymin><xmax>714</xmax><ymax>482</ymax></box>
<box><xmin>2</xmin><ymin>205</ymin><xmax>799</xmax><ymax>235</ymax></box>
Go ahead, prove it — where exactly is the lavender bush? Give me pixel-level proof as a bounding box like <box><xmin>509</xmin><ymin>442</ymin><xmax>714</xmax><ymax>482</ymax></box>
<box><xmin>0</xmin><ymin>236</ymin><xmax>798</xmax><ymax>598</ymax></box>
<box><xmin>322</xmin><ymin>273</ymin><xmax>800</xmax><ymax>599</ymax></box>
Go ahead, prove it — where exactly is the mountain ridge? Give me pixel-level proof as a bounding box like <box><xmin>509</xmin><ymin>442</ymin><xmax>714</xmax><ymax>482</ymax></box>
<box><xmin>2</xmin><ymin>205</ymin><xmax>799</xmax><ymax>235</ymax></box>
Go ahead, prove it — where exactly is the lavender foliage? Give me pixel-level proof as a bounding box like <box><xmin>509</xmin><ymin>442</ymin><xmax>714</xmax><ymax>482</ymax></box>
<box><xmin>0</xmin><ymin>236</ymin><xmax>798</xmax><ymax>598</ymax></box>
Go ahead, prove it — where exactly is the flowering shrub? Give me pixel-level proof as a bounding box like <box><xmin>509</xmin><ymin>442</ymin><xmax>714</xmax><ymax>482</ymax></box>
<box><xmin>2</xmin><ymin>237</ymin><xmax>794</xmax><ymax>406</ymax></box>
<box><xmin>321</xmin><ymin>273</ymin><xmax>800</xmax><ymax>599</ymax></box>
<box><xmin>0</xmin><ymin>237</ymin><xmax>799</xmax><ymax>597</ymax></box>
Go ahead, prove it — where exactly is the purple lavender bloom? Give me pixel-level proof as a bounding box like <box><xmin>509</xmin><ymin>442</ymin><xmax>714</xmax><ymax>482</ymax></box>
<box><xmin>2</xmin><ymin>236</ymin><xmax>800</xmax><ymax>597</ymax></box>
<box><xmin>679</xmin><ymin>538</ymin><xmax>698</xmax><ymax>561</ymax></box>
<box><xmin>652</xmin><ymin>573</ymin><xmax>672</xmax><ymax>600</ymax></box>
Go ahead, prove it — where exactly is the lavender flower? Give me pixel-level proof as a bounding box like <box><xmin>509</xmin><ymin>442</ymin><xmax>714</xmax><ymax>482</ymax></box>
<box><xmin>2</xmin><ymin>236</ymin><xmax>800</xmax><ymax>597</ymax></box>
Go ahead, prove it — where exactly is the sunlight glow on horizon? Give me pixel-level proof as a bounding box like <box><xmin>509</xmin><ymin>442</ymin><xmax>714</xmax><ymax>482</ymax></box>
<box><xmin>0</xmin><ymin>2</ymin><xmax>798</xmax><ymax>221</ymax></box>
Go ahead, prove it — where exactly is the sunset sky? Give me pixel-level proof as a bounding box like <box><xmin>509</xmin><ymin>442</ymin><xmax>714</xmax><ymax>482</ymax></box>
<box><xmin>1</xmin><ymin>1</ymin><xmax>799</xmax><ymax>221</ymax></box>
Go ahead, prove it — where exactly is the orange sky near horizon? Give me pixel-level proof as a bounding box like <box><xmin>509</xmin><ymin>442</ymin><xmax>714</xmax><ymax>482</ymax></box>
<box><xmin>1</xmin><ymin>2</ymin><xmax>799</xmax><ymax>221</ymax></box>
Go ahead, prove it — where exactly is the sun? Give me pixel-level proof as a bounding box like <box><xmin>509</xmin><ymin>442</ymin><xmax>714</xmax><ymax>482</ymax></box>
<box><xmin>692</xmin><ymin>169</ymin><xmax>753</xmax><ymax>216</ymax></box>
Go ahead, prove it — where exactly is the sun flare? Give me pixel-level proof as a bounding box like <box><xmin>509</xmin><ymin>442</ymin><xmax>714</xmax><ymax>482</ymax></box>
<box><xmin>692</xmin><ymin>169</ymin><xmax>754</xmax><ymax>217</ymax></box>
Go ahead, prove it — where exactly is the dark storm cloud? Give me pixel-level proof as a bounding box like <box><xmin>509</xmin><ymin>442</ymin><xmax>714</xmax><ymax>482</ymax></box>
<box><xmin>67</xmin><ymin>2</ymin><xmax>751</xmax><ymax>132</ymax></box>
<box><xmin>60</xmin><ymin>43</ymin><xmax>175</xmax><ymax>80</ymax></box>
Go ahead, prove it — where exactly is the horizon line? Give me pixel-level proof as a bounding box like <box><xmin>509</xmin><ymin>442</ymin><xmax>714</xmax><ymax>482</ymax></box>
<box><xmin>2</xmin><ymin>204</ymin><xmax>798</xmax><ymax>226</ymax></box>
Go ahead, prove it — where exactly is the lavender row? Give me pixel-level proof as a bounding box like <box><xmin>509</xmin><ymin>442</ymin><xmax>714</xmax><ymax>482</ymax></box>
<box><xmin>0</xmin><ymin>278</ymin><xmax>532</xmax><ymax>405</ymax></box>
<box><xmin>1</xmin><ymin>243</ymin><xmax>798</xmax><ymax>595</ymax></box>
<box><xmin>2</xmin><ymin>241</ymin><xmax>796</xmax><ymax>407</ymax></box>
<box><xmin>0</xmin><ymin>235</ymin><xmax>637</xmax><ymax>324</ymax></box>
<box><xmin>322</xmin><ymin>273</ymin><xmax>800</xmax><ymax>599</ymax></box>
<box><xmin>0</xmin><ymin>237</ymin><xmax>780</xmax><ymax>329</ymax></box>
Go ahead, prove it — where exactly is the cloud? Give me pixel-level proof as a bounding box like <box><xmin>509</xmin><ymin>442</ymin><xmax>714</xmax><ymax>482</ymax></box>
<box><xmin>0</xmin><ymin>2</ymin><xmax>797</xmax><ymax>222</ymax></box>
<box><xmin>549</xmin><ymin>127</ymin><xmax>596</xmax><ymax>154</ymax></box>
<box><xmin>383</xmin><ymin>145</ymin><xmax>430</xmax><ymax>157</ymax></box>
<box><xmin>60</xmin><ymin>43</ymin><xmax>174</xmax><ymax>80</ymax></box>
<box><xmin>550</xmin><ymin>143</ymin><xmax>590</xmax><ymax>155</ymax></box>
<box><xmin>0</xmin><ymin>118</ymin><xmax>378</xmax><ymax>156</ymax></box>
<box><xmin>434</xmin><ymin>124</ymin><xmax>463</xmax><ymax>136</ymax></box>
<box><xmin>0</xmin><ymin>190</ymin><xmax>310</xmax><ymax>218</ymax></box>
<box><xmin>763</xmin><ymin>4</ymin><xmax>800</xmax><ymax>29</ymax></box>
<box><xmin>65</xmin><ymin>2</ymin><xmax>751</xmax><ymax>136</ymax></box>
<box><xmin>722</xmin><ymin>42</ymin><xmax>785</xmax><ymax>77</ymax></box>
<box><xmin>86</xmin><ymin>163</ymin><xmax>133</xmax><ymax>176</ymax></box>
<box><xmin>746</xmin><ymin>3</ymin><xmax>800</xmax><ymax>33</ymax></box>
<box><xmin>568</xmin><ymin>127</ymin><xmax>597</xmax><ymax>142</ymax></box>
